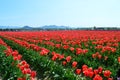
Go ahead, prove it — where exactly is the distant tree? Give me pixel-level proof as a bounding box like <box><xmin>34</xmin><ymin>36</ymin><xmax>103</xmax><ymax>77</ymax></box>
<box><xmin>93</xmin><ymin>26</ymin><xmax>96</xmax><ymax>30</ymax></box>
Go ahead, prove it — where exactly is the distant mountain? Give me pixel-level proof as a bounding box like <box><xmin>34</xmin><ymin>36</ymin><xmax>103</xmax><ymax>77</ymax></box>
<box><xmin>0</xmin><ymin>26</ymin><xmax>20</xmax><ymax>29</ymax></box>
<box><xmin>21</xmin><ymin>25</ymin><xmax>69</xmax><ymax>30</ymax></box>
<box><xmin>21</xmin><ymin>26</ymin><xmax>33</xmax><ymax>29</ymax></box>
<box><xmin>0</xmin><ymin>25</ymin><xmax>70</xmax><ymax>30</ymax></box>
<box><xmin>41</xmin><ymin>25</ymin><xmax>69</xmax><ymax>29</ymax></box>
<box><xmin>0</xmin><ymin>25</ymin><xmax>120</xmax><ymax>31</ymax></box>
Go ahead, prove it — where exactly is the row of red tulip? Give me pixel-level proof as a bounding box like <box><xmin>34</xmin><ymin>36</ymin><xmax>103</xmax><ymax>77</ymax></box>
<box><xmin>0</xmin><ymin>38</ymin><xmax>36</xmax><ymax>80</ymax></box>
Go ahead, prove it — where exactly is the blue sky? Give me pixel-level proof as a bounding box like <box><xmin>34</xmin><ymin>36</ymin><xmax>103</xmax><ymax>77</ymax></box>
<box><xmin>0</xmin><ymin>0</ymin><xmax>120</xmax><ymax>27</ymax></box>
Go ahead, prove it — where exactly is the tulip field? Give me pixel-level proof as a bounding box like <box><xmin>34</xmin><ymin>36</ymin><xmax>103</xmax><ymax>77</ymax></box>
<box><xmin>0</xmin><ymin>30</ymin><xmax>120</xmax><ymax>80</ymax></box>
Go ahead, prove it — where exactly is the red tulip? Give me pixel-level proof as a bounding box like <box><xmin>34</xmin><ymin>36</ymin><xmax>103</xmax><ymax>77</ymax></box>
<box><xmin>89</xmin><ymin>71</ymin><xmax>94</xmax><ymax>78</ymax></box>
<box><xmin>62</xmin><ymin>61</ymin><xmax>67</xmax><ymax>66</ymax></box>
<box><xmin>72</xmin><ymin>61</ymin><xmax>77</xmax><ymax>68</ymax></box>
<box><xmin>98</xmin><ymin>54</ymin><xmax>102</xmax><ymax>59</ymax></box>
<box><xmin>82</xmin><ymin>64</ymin><xmax>88</xmax><ymax>71</ymax></box>
<box><xmin>98</xmin><ymin>66</ymin><xmax>103</xmax><ymax>74</ymax></box>
<box><xmin>118</xmin><ymin>57</ymin><xmax>120</xmax><ymax>63</ymax></box>
<box><xmin>93</xmin><ymin>74</ymin><xmax>103</xmax><ymax>80</ymax></box>
<box><xmin>63</xmin><ymin>45</ymin><xmax>69</xmax><ymax>50</ymax></box>
<box><xmin>30</xmin><ymin>71</ymin><xmax>36</xmax><ymax>78</ymax></box>
<box><xmin>70</xmin><ymin>47</ymin><xmax>75</xmax><ymax>51</ymax></box>
<box><xmin>94</xmin><ymin>69</ymin><xmax>99</xmax><ymax>75</ymax></box>
<box><xmin>75</xmin><ymin>69</ymin><xmax>81</xmax><ymax>75</ymax></box>
<box><xmin>103</xmin><ymin>70</ymin><xmax>111</xmax><ymax>78</ymax></box>
<box><xmin>66</xmin><ymin>56</ymin><xmax>72</xmax><ymax>62</ymax></box>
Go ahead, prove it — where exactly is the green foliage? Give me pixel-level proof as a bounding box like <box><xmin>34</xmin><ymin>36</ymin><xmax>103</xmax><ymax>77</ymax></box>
<box><xmin>0</xmin><ymin>45</ymin><xmax>23</xmax><ymax>80</ymax></box>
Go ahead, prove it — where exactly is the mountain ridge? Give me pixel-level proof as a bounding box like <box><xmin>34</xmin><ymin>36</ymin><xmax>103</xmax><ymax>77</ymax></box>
<box><xmin>0</xmin><ymin>25</ymin><xmax>70</xmax><ymax>29</ymax></box>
